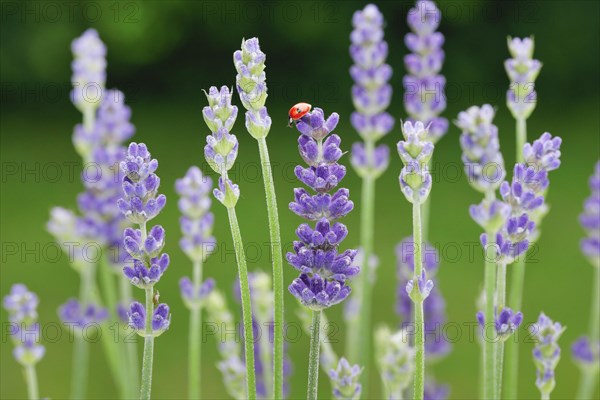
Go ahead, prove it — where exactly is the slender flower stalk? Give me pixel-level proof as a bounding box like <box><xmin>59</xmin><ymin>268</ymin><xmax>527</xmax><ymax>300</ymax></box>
<box><xmin>456</xmin><ymin>104</ymin><xmax>506</xmax><ymax>400</ymax></box>
<box><xmin>202</xmin><ymin>85</ymin><xmax>257</xmax><ymax>399</ymax></box>
<box><xmin>347</xmin><ymin>5</ymin><xmax>394</xmax><ymax>382</ymax></box>
<box><xmin>3</xmin><ymin>284</ymin><xmax>45</xmax><ymax>400</ymax></box>
<box><xmin>289</xmin><ymin>107</ymin><xmax>359</xmax><ymax>400</ymax></box>
<box><xmin>375</xmin><ymin>326</ymin><xmax>415</xmax><ymax>400</ymax></box>
<box><xmin>397</xmin><ymin>121</ymin><xmax>436</xmax><ymax>399</ymax></box>
<box><xmin>233</xmin><ymin>38</ymin><xmax>285</xmax><ymax>399</ymax></box>
<box><xmin>403</xmin><ymin>0</ymin><xmax>448</xmax><ymax>241</ymax></box>
<box><xmin>118</xmin><ymin>142</ymin><xmax>170</xmax><ymax>399</ymax></box>
<box><xmin>504</xmin><ymin>36</ymin><xmax>543</xmax><ymax>398</ymax></box>
<box><xmin>573</xmin><ymin>161</ymin><xmax>600</xmax><ymax>399</ymax></box>
<box><xmin>175</xmin><ymin>166</ymin><xmax>216</xmax><ymax>399</ymax></box>
<box><xmin>531</xmin><ymin>313</ymin><xmax>565</xmax><ymax>400</ymax></box>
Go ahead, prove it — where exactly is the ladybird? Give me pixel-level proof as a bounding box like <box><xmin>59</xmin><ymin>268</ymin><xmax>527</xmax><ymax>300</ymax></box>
<box><xmin>288</xmin><ymin>102</ymin><xmax>312</xmax><ymax>127</ymax></box>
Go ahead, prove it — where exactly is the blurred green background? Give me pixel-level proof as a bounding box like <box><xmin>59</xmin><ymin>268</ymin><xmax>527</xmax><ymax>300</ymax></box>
<box><xmin>1</xmin><ymin>0</ymin><xmax>599</xmax><ymax>399</ymax></box>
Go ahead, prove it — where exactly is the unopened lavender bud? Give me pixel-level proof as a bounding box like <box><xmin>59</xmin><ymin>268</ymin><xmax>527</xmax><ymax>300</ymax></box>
<box><xmin>128</xmin><ymin>301</ymin><xmax>171</xmax><ymax>337</ymax></box>
<box><xmin>406</xmin><ymin>269</ymin><xmax>434</xmax><ymax>302</ymax></box>
<box><xmin>70</xmin><ymin>29</ymin><xmax>106</xmax><ymax>112</ymax></box>
<box><xmin>506</xmin><ymin>36</ymin><xmax>542</xmax><ymax>120</ymax></box>
<box><xmin>245</xmin><ymin>107</ymin><xmax>271</xmax><ymax>139</ymax></box>
<box><xmin>234</xmin><ymin>38</ymin><xmax>268</xmax><ymax>111</ymax></box>
<box><xmin>531</xmin><ymin>313</ymin><xmax>565</xmax><ymax>398</ymax></box>
<box><xmin>469</xmin><ymin>199</ymin><xmax>511</xmax><ymax>232</ymax></box>
<box><xmin>214</xmin><ymin>177</ymin><xmax>240</xmax><ymax>209</ymax></box>
<box><xmin>477</xmin><ymin>307</ymin><xmax>523</xmax><ymax>342</ymax></box>
<box><xmin>329</xmin><ymin>357</ymin><xmax>363</xmax><ymax>400</ymax></box>
<box><xmin>351</xmin><ymin>143</ymin><xmax>390</xmax><ymax>179</ymax></box>
<box><xmin>571</xmin><ymin>336</ymin><xmax>600</xmax><ymax>368</ymax></box>
<box><xmin>58</xmin><ymin>298</ymin><xmax>108</xmax><ymax>329</ymax></box>
<box><xmin>580</xmin><ymin>161</ymin><xmax>600</xmax><ymax>267</ymax></box>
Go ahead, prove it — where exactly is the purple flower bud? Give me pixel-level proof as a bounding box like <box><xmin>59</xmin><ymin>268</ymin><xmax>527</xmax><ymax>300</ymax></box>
<box><xmin>406</xmin><ymin>269</ymin><xmax>434</xmax><ymax>301</ymax></box>
<box><xmin>127</xmin><ymin>301</ymin><xmax>171</xmax><ymax>337</ymax></box>
<box><xmin>469</xmin><ymin>199</ymin><xmax>511</xmax><ymax>233</ymax></box>
<box><xmin>296</xmin><ymin>108</ymin><xmax>339</xmax><ymax>141</ymax></box>
<box><xmin>3</xmin><ymin>284</ymin><xmax>39</xmax><ymax>324</ymax></box>
<box><xmin>580</xmin><ymin>161</ymin><xmax>600</xmax><ymax>266</ymax></box>
<box><xmin>234</xmin><ymin>38</ymin><xmax>268</xmax><ymax>111</ymax></box>
<box><xmin>477</xmin><ymin>307</ymin><xmax>523</xmax><ymax>341</ymax></box>
<box><xmin>530</xmin><ymin>313</ymin><xmax>565</xmax><ymax>397</ymax></box>
<box><xmin>70</xmin><ymin>29</ymin><xmax>106</xmax><ymax>111</ymax></box>
<box><xmin>506</xmin><ymin>36</ymin><xmax>541</xmax><ymax>120</ymax></box>
<box><xmin>523</xmin><ymin>132</ymin><xmax>562</xmax><ymax>172</ymax></box>
<box><xmin>213</xmin><ymin>177</ymin><xmax>240</xmax><ymax>209</ymax></box>
<box><xmin>329</xmin><ymin>357</ymin><xmax>363</xmax><ymax>399</ymax></box>
<box><xmin>571</xmin><ymin>336</ymin><xmax>599</xmax><ymax>366</ymax></box>
<box><xmin>58</xmin><ymin>298</ymin><xmax>108</xmax><ymax>329</ymax></box>
<box><xmin>180</xmin><ymin>277</ymin><xmax>215</xmax><ymax>309</ymax></box>
<box><xmin>289</xmin><ymin>188</ymin><xmax>354</xmax><ymax>222</ymax></box>
<box><xmin>288</xmin><ymin>273</ymin><xmax>352</xmax><ymax>311</ymax></box>
<box><xmin>351</xmin><ymin>142</ymin><xmax>390</xmax><ymax>179</ymax></box>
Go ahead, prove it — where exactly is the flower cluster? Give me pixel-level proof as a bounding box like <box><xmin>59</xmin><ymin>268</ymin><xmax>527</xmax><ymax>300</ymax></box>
<box><xmin>58</xmin><ymin>298</ymin><xmax>108</xmax><ymax>329</ymax></box>
<box><xmin>404</xmin><ymin>0</ymin><xmax>448</xmax><ymax>143</ymax></box>
<box><xmin>328</xmin><ymin>358</ymin><xmax>363</xmax><ymax>400</ymax></box>
<box><xmin>375</xmin><ymin>326</ymin><xmax>415</xmax><ymax>397</ymax></box>
<box><xmin>396</xmin><ymin>238</ymin><xmax>450</xmax><ymax>359</ymax></box>
<box><xmin>3</xmin><ymin>285</ymin><xmax>45</xmax><ymax>367</ymax></box>
<box><xmin>175</xmin><ymin>166</ymin><xmax>217</xmax><ymax>308</ymax></box>
<box><xmin>476</xmin><ymin>307</ymin><xmax>523</xmax><ymax>342</ymax></box>
<box><xmin>531</xmin><ymin>313</ymin><xmax>565</xmax><ymax>397</ymax></box>
<box><xmin>349</xmin><ymin>4</ymin><xmax>394</xmax><ymax>178</ymax></box>
<box><xmin>70</xmin><ymin>28</ymin><xmax>106</xmax><ymax>112</ymax></box>
<box><xmin>397</xmin><ymin>121</ymin><xmax>434</xmax><ymax>204</ymax></box>
<box><xmin>580</xmin><ymin>161</ymin><xmax>600</xmax><ymax>267</ymax></box>
<box><xmin>505</xmin><ymin>37</ymin><xmax>542</xmax><ymax>120</ymax></box>
<box><xmin>203</xmin><ymin>86</ymin><xmax>240</xmax><ymax>208</ymax></box>
<box><xmin>118</xmin><ymin>143</ymin><xmax>170</xmax><ymax>337</ymax></box>
<box><xmin>456</xmin><ymin>105</ymin><xmax>505</xmax><ymax>193</ymax></box>
<box><xmin>234</xmin><ymin>37</ymin><xmax>272</xmax><ymax>139</ymax></box>
<box><xmin>288</xmin><ymin>108</ymin><xmax>358</xmax><ymax>310</ymax></box>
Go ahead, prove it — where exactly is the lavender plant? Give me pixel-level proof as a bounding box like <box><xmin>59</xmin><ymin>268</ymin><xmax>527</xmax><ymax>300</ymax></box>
<box><xmin>175</xmin><ymin>166</ymin><xmax>216</xmax><ymax>398</ymax></box>
<box><xmin>531</xmin><ymin>313</ymin><xmax>565</xmax><ymax>400</ymax></box>
<box><xmin>289</xmin><ymin>107</ymin><xmax>358</xmax><ymax>400</ymax></box>
<box><xmin>48</xmin><ymin>28</ymin><xmax>136</xmax><ymax>399</ymax></box>
<box><xmin>347</xmin><ymin>4</ymin><xmax>394</xmax><ymax>379</ymax></box>
<box><xmin>375</xmin><ymin>326</ymin><xmax>415</xmax><ymax>399</ymax></box>
<box><xmin>572</xmin><ymin>161</ymin><xmax>600</xmax><ymax>399</ymax></box>
<box><xmin>503</xmin><ymin>36</ymin><xmax>544</xmax><ymax>398</ymax></box>
<box><xmin>3</xmin><ymin>284</ymin><xmax>45</xmax><ymax>400</ymax></box>
<box><xmin>202</xmin><ymin>85</ymin><xmax>257</xmax><ymax>399</ymax></box>
<box><xmin>328</xmin><ymin>358</ymin><xmax>363</xmax><ymax>400</ymax></box>
<box><xmin>118</xmin><ymin>142</ymin><xmax>170</xmax><ymax>399</ymax></box>
<box><xmin>396</xmin><ymin>121</ymin><xmax>435</xmax><ymax>399</ymax></box>
<box><xmin>233</xmin><ymin>38</ymin><xmax>286</xmax><ymax>398</ymax></box>
<box><xmin>404</xmin><ymin>0</ymin><xmax>448</xmax><ymax>241</ymax></box>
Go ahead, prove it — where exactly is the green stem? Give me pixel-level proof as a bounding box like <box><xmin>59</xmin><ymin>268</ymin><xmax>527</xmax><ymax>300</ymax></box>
<box><xmin>347</xmin><ymin>139</ymin><xmax>376</xmax><ymax>396</ymax></box>
<box><xmin>516</xmin><ymin>118</ymin><xmax>527</xmax><ymax>164</ymax></box>
<box><xmin>542</xmin><ymin>392</ymin><xmax>550</xmax><ymax>400</ymax></box>
<box><xmin>188</xmin><ymin>259</ymin><xmax>203</xmax><ymax>399</ymax></box>
<box><xmin>226</xmin><ymin>206</ymin><xmax>257</xmax><ymax>400</ymax></box>
<box><xmin>412</xmin><ymin>200</ymin><xmax>425</xmax><ymax>400</ymax></box>
<box><xmin>495</xmin><ymin>263</ymin><xmax>507</xmax><ymax>400</ymax></box>
<box><xmin>576</xmin><ymin>369</ymin><xmax>599</xmax><ymax>400</ymax></box>
<box><xmin>120</xmin><ymin>272</ymin><xmax>139</xmax><ymax>395</ymax></box>
<box><xmin>140</xmin><ymin>286</ymin><xmax>155</xmax><ymax>400</ymax></box>
<box><xmin>307</xmin><ymin>310</ymin><xmax>322</xmax><ymax>400</ymax></box>
<box><xmin>99</xmin><ymin>256</ymin><xmax>128</xmax><ymax>397</ymax></box>
<box><xmin>484</xmin><ymin>229</ymin><xmax>497</xmax><ymax>400</ymax></box>
<box><xmin>25</xmin><ymin>366</ymin><xmax>39</xmax><ymax>400</ymax></box>
<box><xmin>256</xmin><ymin>137</ymin><xmax>284</xmax><ymax>399</ymax></box>
<box><xmin>576</xmin><ymin>266</ymin><xmax>600</xmax><ymax>399</ymax></box>
<box><xmin>421</xmin><ymin>158</ymin><xmax>433</xmax><ymax>242</ymax></box>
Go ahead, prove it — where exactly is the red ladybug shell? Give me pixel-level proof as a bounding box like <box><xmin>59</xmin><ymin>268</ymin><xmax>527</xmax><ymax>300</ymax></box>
<box><xmin>288</xmin><ymin>102</ymin><xmax>312</xmax><ymax>126</ymax></box>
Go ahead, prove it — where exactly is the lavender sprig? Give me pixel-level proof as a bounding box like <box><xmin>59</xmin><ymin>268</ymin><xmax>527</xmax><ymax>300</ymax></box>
<box><xmin>234</xmin><ymin>38</ymin><xmax>285</xmax><ymax>399</ymax></box>
<box><xmin>396</xmin><ymin>121</ymin><xmax>435</xmax><ymax>399</ymax></box>
<box><xmin>3</xmin><ymin>284</ymin><xmax>45</xmax><ymax>400</ymax></box>
<box><xmin>202</xmin><ymin>85</ymin><xmax>257</xmax><ymax>399</ymax></box>
<box><xmin>347</xmin><ymin>4</ymin><xmax>394</xmax><ymax>382</ymax></box>
<box><xmin>329</xmin><ymin>358</ymin><xmax>363</xmax><ymax>400</ymax></box>
<box><xmin>573</xmin><ymin>161</ymin><xmax>600</xmax><ymax>399</ymax></box>
<box><xmin>175</xmin><ymin>166</ymin><xmax>216</xmax><ymax>398</ymax></box>
<box><xmin>531</xmin><ymin>313</ymin><xmax>565</xmax><ymax>399</ymax></box>
<box><xmin>290</xmin><ymin>107</ymin><xmax>358</xmax><ymax>400</ymax></box>
<box><xmin>118</xmin><ymin>142</ymin><xmax>170</xmax><ymax>399</ymax></box>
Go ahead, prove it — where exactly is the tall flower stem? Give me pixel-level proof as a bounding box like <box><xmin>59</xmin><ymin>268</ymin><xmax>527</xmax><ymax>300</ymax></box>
<box><xmin>495</xmin><ymin>263</ymin><xmax>507</xmax><ymax>399</ymax></box>
<box><xmin>504</xmin><ymin>116</ymin><xmax>527</xmax><ymax>399</ymax></box>
<box><xmin>256</xmin><ymin>136</ymin><xmax>284</xmax><ymax>399</ymax></box>
<box><xmin>353</xmin><ymin>138</ymin><xmax>375</xmax><ymax>385</ymax></box>
<box><xmin>226</xmin><ymin>206</ymin><xmax>257</xmax><ymax>400</ymax></box>
<box><xmin>71</xmin><ymin>262</ymin><xmax>95</xmax><ymax>400</ymax></box>
<box><xmin>412</xmin><ymin>200</ymin><xmax>425</xmax><ymax>400</ymax></box>
<box><xmin>307</xmin><ymin>310</ymin><xmax>322</xmax><ymax>400</ymax></box>
<box><xmin>188</xmin><ymin>259</ymin><xmax>203</xmax><ymax>399</ymax></box>
<box><xmin>576</xmin><ymin>266</ymin><xmax>600</xmax><ymax>399</ymax></box>
<box><xmin>138</xmin><ymin>222</ymin><xmax>155</xmax><ymax>400</ymax></box>
<box><xmin>25</xmin><ymin>365</ymin><xmax>39</xmax><ymax>400</ymax></box>
<box><xmin>140</xmin><ymin>286</ymin><xmax>155</xmax><ymax>400</ymax></box>
<box><xmin>484</xmin><ymin>229</ymin><xmax>497</xmax><ymax>400</ymax></box>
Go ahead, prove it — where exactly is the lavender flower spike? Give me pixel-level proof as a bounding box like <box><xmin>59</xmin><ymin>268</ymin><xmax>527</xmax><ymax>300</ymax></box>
<box><xmin>456</xmin><ymin>105</ymin><xmax>506</xmax><ymax>193</ymax></box>
<box><xmin>329</xmin><ymin>358</ymin><xmax>363</xmax><ymax>400</ymax></box>
<box><xmin>350</xmin><ymin>4</ymin><xmax>394</xmax><ymax>178</ymax></box>
<box><xmin>580</xmin><ymin>161</ymin><xmax>600</xmax><ymax>267</ymax></box>
<box><xmin>70</xmin><ymin>28</ymin><xmax>106</xmax><ymax>113</ymax></box>
<box><xmin>506</xmin><ymin>36</ymin><xmax>542</xmax><ymax>120</ymax></box>
<box><xmin>397</xmin><ymin>121</ymin><xmax>434</xmax><ymax>204</ymax></box>
<box><xmin>531</xmin><ymin>313</ymin><xmax>566</xmax><ymax>398</ymax></box>
<box><xmin>375</xmin><ymin>326</ymin><xmax>415</xmax><ymax>398</ymax></box>
<box><xmin>476</xmin><ymin>307</ymin><xmax>523</xmax><ymax>342</ymax></box>
<box><xmin>3</xmin><ymin>284</ymin><xmax>44</xmax><ymax>399</ymax></box>
<box><xmin>404</xmin><ymin>0</ymin><xmax>448</xmax><ymax>143</ymax></box>
<box><xmin>118</xmin><ymin>142</ymin><xmax>170</xmax><ymax>399</ymax></box>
